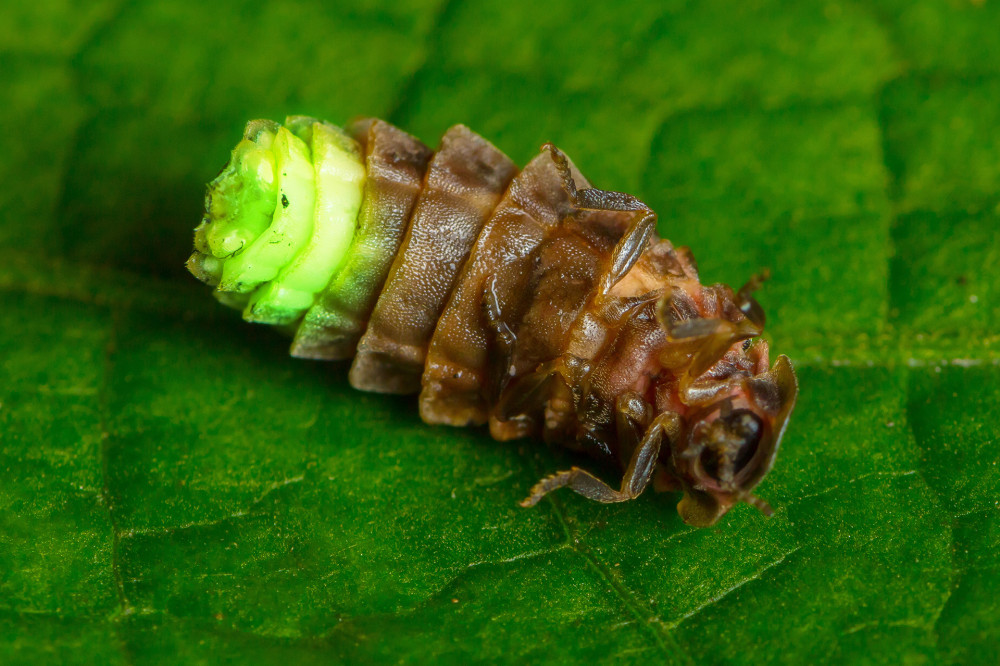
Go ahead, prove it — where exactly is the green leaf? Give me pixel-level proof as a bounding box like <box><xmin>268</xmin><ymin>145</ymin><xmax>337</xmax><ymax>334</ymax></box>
<box><xmin>2</xmin><ymin>0</ymin><xmax>998</xmax><ymax>663</ymax></box>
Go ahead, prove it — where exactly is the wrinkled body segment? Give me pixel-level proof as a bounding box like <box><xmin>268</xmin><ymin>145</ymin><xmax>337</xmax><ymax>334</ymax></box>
<box><xmin>189</xmin><ymin>116</ymin><xmax>798</xmax><ymax>527</ymax></box>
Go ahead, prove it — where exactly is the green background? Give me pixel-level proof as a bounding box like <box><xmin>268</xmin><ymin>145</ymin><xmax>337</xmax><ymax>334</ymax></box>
<box><xmin>2</xmin><ymin>0</ymin><xmax>999</xmax><ymax>663</ymax></box>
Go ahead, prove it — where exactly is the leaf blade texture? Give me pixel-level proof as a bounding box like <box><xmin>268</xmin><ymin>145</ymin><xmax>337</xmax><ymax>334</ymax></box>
<box><xmin>1</xmin><ymin>0</ymin><xmax>999</xmax><ymax>663</ymax></box>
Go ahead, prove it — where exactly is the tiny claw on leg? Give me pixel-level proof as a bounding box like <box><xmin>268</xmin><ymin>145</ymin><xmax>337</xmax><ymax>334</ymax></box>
<box><xmin>519</xmin><ymin>469</ymin><xmax>576</xmax><ymax>507</ymax></box>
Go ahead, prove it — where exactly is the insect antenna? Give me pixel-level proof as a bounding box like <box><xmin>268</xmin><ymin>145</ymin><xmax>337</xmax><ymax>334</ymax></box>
<box><xmin>742</xmin><ymin>492</ymin><xmax>774</xmax><ymax>517</ymax></box>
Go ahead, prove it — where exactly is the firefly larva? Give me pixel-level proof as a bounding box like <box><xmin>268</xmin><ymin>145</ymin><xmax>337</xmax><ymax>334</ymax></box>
<box><xmin>188</xmin><ymin>116</ymin><xmax>798</xmax><ymax>527</ymax></box>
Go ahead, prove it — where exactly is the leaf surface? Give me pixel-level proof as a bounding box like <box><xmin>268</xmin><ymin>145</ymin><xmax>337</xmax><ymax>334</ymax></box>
<box><xmin>2</xmin><ymin>1</ymin><xmax>999</xmax><ymax>663</ymax></box>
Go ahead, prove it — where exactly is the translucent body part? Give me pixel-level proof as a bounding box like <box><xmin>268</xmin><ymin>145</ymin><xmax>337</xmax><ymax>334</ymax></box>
<box><xmin>246</xmin><ymin>122</ymin><xmax>366</xmax><ymax>324</ymax></box>
<box><xmin>204</xmin><ymin>126</ymin><xmax>278</xmax><ymax>259</ymax></box>
<box><xmin>187</xmin><ymin>117</ymin><xmax>367</xmax><ymax>327</ymax></box>
<box><xmin>187</xmin><ymin>120</ymin><xmax>280</xmax><ymax>285</ymax></box>
<box><xmin>219</xmin><ymin>126</ymin><xmax>317</xmax><ymax>294</ymax></box>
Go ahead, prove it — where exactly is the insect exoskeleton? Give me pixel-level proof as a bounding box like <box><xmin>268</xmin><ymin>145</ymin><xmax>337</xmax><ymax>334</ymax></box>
<box><xmin>188</xmin><ymin>115</ymin><xmax>798</xmax><ymax>527</ymax></box>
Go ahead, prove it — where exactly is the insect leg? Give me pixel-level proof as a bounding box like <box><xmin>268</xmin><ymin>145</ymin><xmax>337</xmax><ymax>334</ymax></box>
<box><xmin>541</xmin><ymin>144</ymin><xmax>657</xmax><ymax>292</ymax></box>
<box><xmin>600</xmin><ymin>210</ymin><xmax>657</xmax><ymax>294</ymax></box>
<box><xmin>483</xmin><ymin>274</ymin><xmax>517</xmax><ymax>351</ymax></box>
<box><xmin>543</xmin><ymin>144</ymin><xmax>648</xmax><ymax>212</ymax></box>
<box><xmin>519</xmin><ymin>405</ymin><xmax>681</xmax><ymax>506</ymax></box>
<box><xmin>489</xmin><ymin>370</ymin><xmax>557</xmax><ymax>442</ymax></box>
<box><xmin>493</xmin><ymin>363</ymin><xmax>559</xmax><ymax>421</ymax></box>
<box><xmin>734</xmin><ymin>269</ymin><xmax>770</xmax><ymax>330</ymax></box>
<box><xmin>482</xmin><ymin>273</ymin><xmax>520</xmax><ymax>403</ymax></box>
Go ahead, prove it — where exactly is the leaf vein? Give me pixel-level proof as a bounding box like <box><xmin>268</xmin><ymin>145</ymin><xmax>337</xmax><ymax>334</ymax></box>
<box><xmin>666</xmin><ymin>545</ymin><xmax>803</xmax><ymax>629</ymax></box>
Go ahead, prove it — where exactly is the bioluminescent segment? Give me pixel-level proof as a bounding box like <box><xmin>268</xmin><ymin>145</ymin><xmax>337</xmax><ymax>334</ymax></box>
<box><xmin>187</xmin><ymin>117</ymin><xmax>366</xmax><ymax>326</ymax></box>
<box><xmin>247</xmin><ymin>120</ymin><xmax>366</xmax><ymax>324</ymax></box>
<box><xmin>188</xmin><ymin>119</ymin><xmax>281</xmax><ymax>286</ymax></box>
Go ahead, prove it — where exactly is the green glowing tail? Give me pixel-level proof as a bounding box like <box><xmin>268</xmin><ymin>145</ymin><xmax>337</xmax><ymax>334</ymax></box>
<box><xmin>188</xmin><ymin>116</ymin><xmax>365</xmax><ymax>325</ymax></box>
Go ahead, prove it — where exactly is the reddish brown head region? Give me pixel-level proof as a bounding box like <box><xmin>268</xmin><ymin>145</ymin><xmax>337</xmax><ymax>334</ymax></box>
<box><xmin>190</xmin><ymin>118</ymin><xmax>798</xmax><ymax>528</ymax></box>
<box><xmin>480</xmin><ymin>146</ymin><xmax>798</xmax><ymax>526</ymax></box>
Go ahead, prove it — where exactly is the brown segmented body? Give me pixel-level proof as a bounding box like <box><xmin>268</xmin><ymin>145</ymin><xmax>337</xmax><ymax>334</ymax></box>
<box><xmin>291</xmin><ymin>119</ymin><xmax>433</xmax><ymax>361</ymax></box>
<box><xmin>225</xmin><ymin>118</ymin><xmax>799</xmax><ymax>527</ymax></box>
<box><xmin>351</xmin><ymin>125</ymin><xmax>517</xmax><ymax>394</ymax></box>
